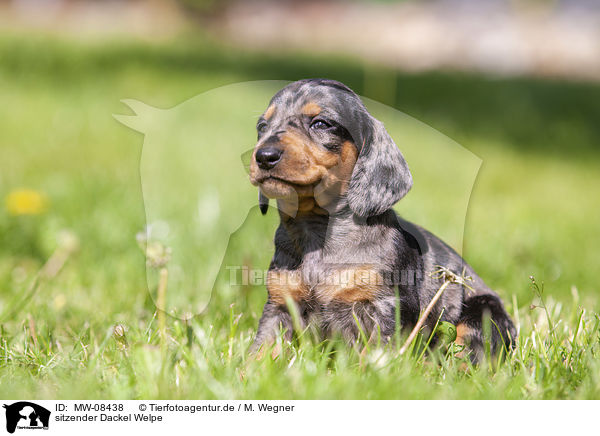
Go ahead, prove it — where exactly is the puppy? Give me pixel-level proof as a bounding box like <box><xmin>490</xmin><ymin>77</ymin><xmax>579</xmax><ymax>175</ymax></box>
<box><xmin>248</xmin><ymin>79</ymin><xmax>516</xmax><ymax>361</ymax></box>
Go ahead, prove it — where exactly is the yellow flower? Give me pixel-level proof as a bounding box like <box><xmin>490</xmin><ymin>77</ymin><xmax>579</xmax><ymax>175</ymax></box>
<box><xmin>5</xmin><ymin>189</ymin><xmax>48</xmax><ymax>216</ymax></box>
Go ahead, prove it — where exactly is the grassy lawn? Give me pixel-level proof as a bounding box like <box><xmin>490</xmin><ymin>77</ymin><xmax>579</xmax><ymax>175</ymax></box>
<box><xmin>1</xmin><ymin>31</ymin><xmax>599</xmax><ymax>399</ymax></box>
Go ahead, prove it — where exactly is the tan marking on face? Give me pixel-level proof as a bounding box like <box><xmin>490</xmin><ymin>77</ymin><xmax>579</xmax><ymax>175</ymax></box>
<box><xmin>251</xmin><ymin>129</ymin><xmax>338</xmax><ymax>197</ymax></box>
<box><xmin>254</xmin><ymin>177</ymin><xmax>307</xmax><ymax>201</ymax></box>
<box><xmin>264</xmin><ymin>104</ymin><xmax>276</xmax><ymax>120</ymax></box>
<box><xmin>249</xmin><ymin>130</ymin><xmax>357</xmax><ymax>215</ymax></box>
<box><xmin>249</xmin><ymin>131</ymin><xmax>316</xmax><ymax>199</ymax></box>
<box><xmin>278</xmin><ymin>130</ymin><xmax>339</xmax><ymax>182</ymax></box>
<box><xmin>315</xmin><ymin>266</ymin><xmax>384</xmax><ymax>304</ymax></box>
<box><xmin>267</xmin><ymin>270</ymin><xmax>309</xmax><ymax>306</ymax></box>
<box><xmin>301</xmin><ymin>102</ymin><xmax>321</xmax><ymax>117</ymax></box>
<box><xmin>314</xmin><ymin>141</ymin><xmax>358</xmax><ymax>207</ymax></box>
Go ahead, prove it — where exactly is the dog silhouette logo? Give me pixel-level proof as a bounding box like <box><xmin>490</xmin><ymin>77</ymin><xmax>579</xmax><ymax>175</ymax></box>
<box><xmin>2</xmin><ymin>402</ymin><xmax>50</xmax><ymax>433</ymax></box>
<box><xmin>114</xmin><ymin>81</ymin><xmax>480</xmax><ymax>319</ymax></box>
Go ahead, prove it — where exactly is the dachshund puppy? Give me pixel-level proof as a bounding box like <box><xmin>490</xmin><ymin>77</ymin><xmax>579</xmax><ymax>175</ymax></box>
<box><xmin>249</xmin><ymin>79</ymin><xmax>516</xmax><ymax>361</ymax></box>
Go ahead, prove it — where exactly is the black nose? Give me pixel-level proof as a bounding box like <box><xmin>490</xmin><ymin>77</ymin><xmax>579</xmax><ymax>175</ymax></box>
<box><xmin>255</xmin><ymin>146</ymin><xmax>283</xmax><ymax>170</ymax></box>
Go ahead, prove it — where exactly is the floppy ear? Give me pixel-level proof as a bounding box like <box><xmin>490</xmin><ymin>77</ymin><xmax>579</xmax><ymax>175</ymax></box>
<box><xmin>347</xmin><ymin>118</ymin><xmax>412</xmax><ymax>217</ymax></box>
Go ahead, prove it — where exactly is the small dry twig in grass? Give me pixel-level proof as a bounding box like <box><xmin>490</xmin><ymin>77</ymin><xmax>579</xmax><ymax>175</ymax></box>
<box><xmin>399</xmin><ymin>266</ymin><xmax>474</xmax><ymax>355</ymax></box>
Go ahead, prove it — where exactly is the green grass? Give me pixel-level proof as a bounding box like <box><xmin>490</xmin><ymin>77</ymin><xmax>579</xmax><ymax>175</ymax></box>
<box><xmin>1</xmin><ymin>31</ymin><xmax>599</xmax><ymax>399</ymax></box>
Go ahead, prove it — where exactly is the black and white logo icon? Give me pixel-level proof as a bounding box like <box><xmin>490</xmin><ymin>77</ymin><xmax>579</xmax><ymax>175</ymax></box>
<box><xmin>2</xmin><ymin>402</ymin><xmax>50</xmax><ymax>434</ymax></box>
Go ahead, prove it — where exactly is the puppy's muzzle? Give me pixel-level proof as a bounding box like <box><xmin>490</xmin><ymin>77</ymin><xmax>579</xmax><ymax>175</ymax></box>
<box><xmin>255</xmin><ymin>146</ymin><xmax>283</xmax><ymax>170</ymax></box>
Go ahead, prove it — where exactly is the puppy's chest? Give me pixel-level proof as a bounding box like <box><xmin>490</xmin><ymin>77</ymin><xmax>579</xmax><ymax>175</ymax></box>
<box><xmin>267</xmin><ymin>255</ymin><xmax>388</xmax><ymax>306</ymax></box>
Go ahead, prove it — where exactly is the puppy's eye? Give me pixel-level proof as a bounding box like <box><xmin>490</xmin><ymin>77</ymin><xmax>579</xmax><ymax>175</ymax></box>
<box><xmin>310</xmin><ymin>120</ymin><xmax>331</xmax><ymax>130</ymax></box>
<box><xmin>257</xmin><ymin>123</ymin><xmax>268</xmax><ymax>134</ymax></box>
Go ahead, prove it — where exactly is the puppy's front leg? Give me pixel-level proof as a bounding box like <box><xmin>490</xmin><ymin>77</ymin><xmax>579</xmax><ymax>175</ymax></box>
<box><xmin>249</xmin><ymin>301</ymin><xmax>294</xmax><ymax>357</ymax></box>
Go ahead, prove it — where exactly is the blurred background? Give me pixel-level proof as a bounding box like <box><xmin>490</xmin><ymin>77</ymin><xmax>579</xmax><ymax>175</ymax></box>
<box><xmin>1</xmin><ymin>0</ymin><xmax>599</xmax><ymax>397</ymax></box>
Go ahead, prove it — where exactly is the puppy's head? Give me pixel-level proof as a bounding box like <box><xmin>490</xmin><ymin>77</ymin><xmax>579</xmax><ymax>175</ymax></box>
<box><xmin>249</xmin><ymin>79</ymin><xmax>412</xmax><ymax>217</ymax></box>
